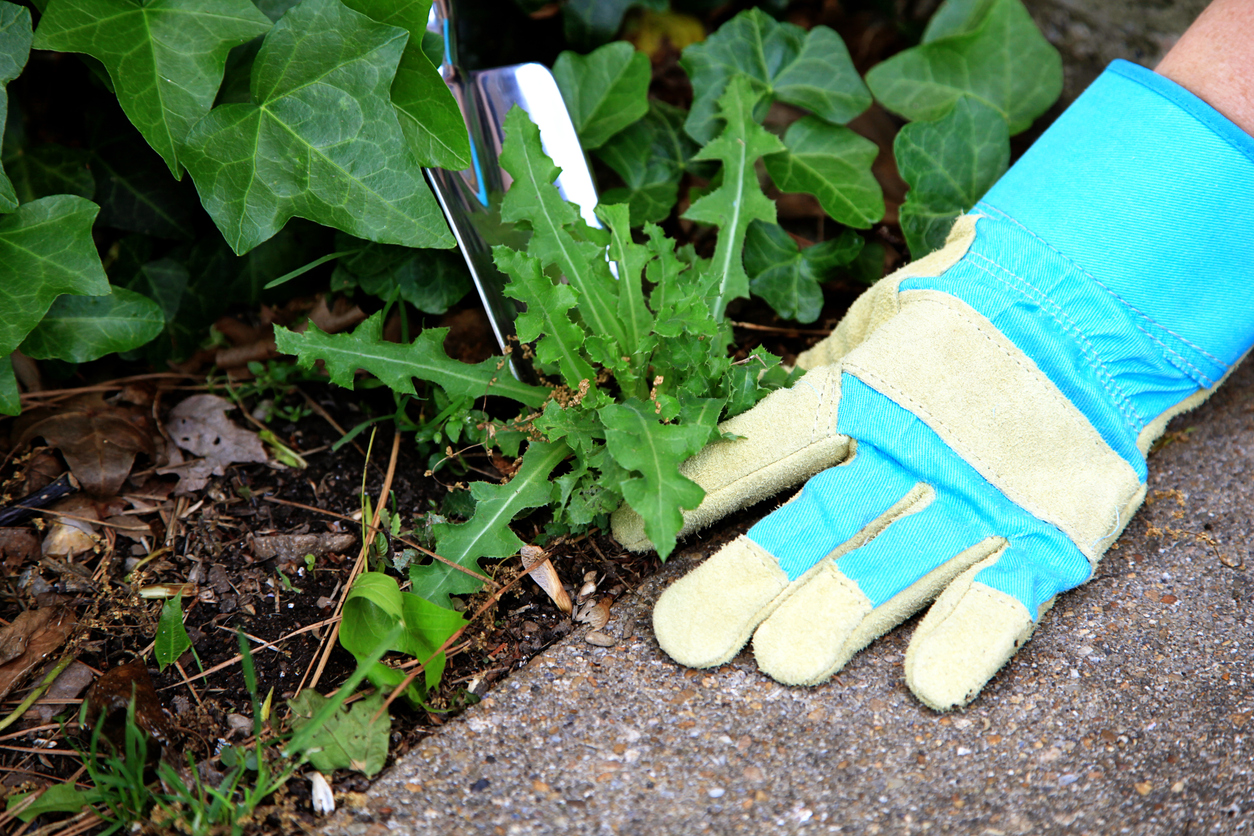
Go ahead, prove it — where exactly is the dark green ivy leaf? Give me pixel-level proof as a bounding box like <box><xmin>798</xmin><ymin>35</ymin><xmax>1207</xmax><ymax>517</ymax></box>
<box><xmin>0</xmin><ymin>195</ymin><xmax>108</xmax><ymax>367</ymax></box>
<box><xmin>596</xmin><ymin>100</ymin><xmax>696</xmax><ymax>225</ymax></box>
<box><xmin>553</xmin><ymin>41</ymin><xmax>650</xmax><ymax>150</ymax></box>
<box><xmin>895</xmin><ymin>97</ymin><xmax>1008</xmax><ymax>258</ymax></box>
<box><xmin>332</xmin><ymin>235</ymin><xmax>471</xmax><ymax>315</ymax></box>
<box><xmin>182</xmin><ymin>0</ymin><xmax>453</xmax><ymax>255</ymax></box>
<box><xmin>33</xmin><ymin>0</ymin><xmax>272</xmax><ymax>178</ymax></box>
<box><xmin>763</xmin><ymin>116</ymin><xmax>883</xmax><ymax>229</ymax></box>
<box><xmin>20</xmin><ymin>285</ymin><xmax>165</xmax><ymax>362</ymax></box>
<box><xmin>2</xmin><ymin>104</ymin><xmax>93</xmax><ymax>204</ymax></box>
<box><xmin>342</xmin><ymin>0</ymin><xmax>470</xmax><ymax>169</ymax></box>
<box><xmin>681</xmin><ymin>8</ymin><xmax>870</xmax><ymax>144</ymax></box>
<box><xmin>744</xmin><ymin>221</ymin><xmax>863</xmax><ymax>323</ymax></box>
<box><xmin>0</xmin><ymin>1</ymin><xmax>32</xmax><ymax>212</ymax></box>
<box><xmin>865</xmin><ymin>0</ymin><xmax>1061</xmax><ymax>135</ymax></box>
<box><xmin>562</xmin><ymin>0</ymin><xmax>665</xmax><ymax>50</ymax></box>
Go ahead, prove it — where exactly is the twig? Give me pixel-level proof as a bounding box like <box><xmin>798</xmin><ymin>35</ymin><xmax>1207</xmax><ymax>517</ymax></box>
<box><xmin>0</xmin><ymin>655</ymin><xmax>74</xmax><ymax>734</ymax></box>
<box><xmin>729</xmin><ymin>320</ymin><xmax>834</xmax><ymax>336</ymax></box>
<box><xmin>17</xmin><ymin>372</ymin><xmax>204</xmax><ymax>405</ymax></box>
<box><xmin>300</xmin><ymin>430</ymin><xmax>401</xmax><ymax>695</ymax></box>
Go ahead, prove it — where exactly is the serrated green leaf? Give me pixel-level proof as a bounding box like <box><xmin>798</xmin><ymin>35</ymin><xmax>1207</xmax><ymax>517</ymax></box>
<box><xmin>895</xmin><ymin>97</ymin><xmax>1008</xmax><ymax>258</ymax></box>
<box><xmin>681</xmin><ymin>8</ymin><xmax>870</xmax><ymax>143</ymax></box>
<box><xmin>499</xmin><ymin>106</ymin><xmax>627</xmax><ymax>358</ymax></box>
<box><xmin>596</xmin><ymin>100</ymin><xmax>696</xmax><ymax>225</ymax></box>
<box><xmin>0</xmin><ymin>195</ymin><xmax>108</xmax><ymax>362</ymax></box>
<box><xmin>0</xmin><ymin>2</ymin><xmax>33</xmax><ymax>212</ymax></box>
<box><xmin>744</xmin><ymin>221</ymin><xmax>863</xmax><ymax>323</ymax></box>
<box><xmin>154</xmin><ymin>594</ymin><xmax>192</xmax><ymax>672</ymax></box>
<box><xmin>421</xmin><ymin>441</ymin><xmax>568</xmax><ymax>605</ymax></box>
<box><xmin>763</xmin><ymin>116</ymin><xmax>883</xmax><ymax>229</ymax></box>
<box><xmin>33</xmin><ymin>0</ymin><xmax>271</xmax><ymax>178</ymax></box>
<box><xmin>182</xmin><ymin>0</ymin><xmax>453</xmax><ymax>254</ymax></box>
<box><xmin>342</xmin><ymin>0</ymin><xmax>470</xmax><ymax>169</ymax></box>
<box><xmin>496</xmin><ymin>246</ymin><xmax>593</xmax><ymax>389</ymax></box>
<box><xmin>339</xmin><ymin>571</ymin><xmax>464</xmax><ymax>693</ymax></box>
<box><xmin>288</xmin><ymin>690</ymin><xmax>391</xmax><ymax>777</ymax></box>
<box><xmin>683</xmin><ymin>76</ymin><xmax>783</xmax><ymax>321</ymax></box>
<box><xmin>275</xmin><ymin>312</ymin><xmax>549</xmax><ymax>408</ymax></box>
<box><xmin>865</xmin><ymin>0</ymin><xmax>1061</xmax><ymax>135</ymax></box>
<box><xmin>332</xmin><ymin>235</ymin><xmax>470</xmax><ymax>314</ymax></box>
<box><xmin>553</xmin><ymin>41</ymin><xmax>650</xmax><ymax>150</ymax></box>
<box><xmin>600</xmin><ymin>399</ymin><xmax>717</xmax><ymax>558</ymax></box>
<box><xmin>599</xmin><ymin>202</ymin><xmax>653</xmax><ymax>370</ymax></box>
<box><xmin>21</xmin><ymin>286</ymin><xmax>165</xmax><ymax>362</ymax></box>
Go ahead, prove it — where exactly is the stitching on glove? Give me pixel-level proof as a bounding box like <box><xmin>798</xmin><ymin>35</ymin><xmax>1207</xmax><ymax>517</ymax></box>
<box><xmin>976</xmin><ymin>201</ymin><xmax>1228</xmax><ymax>371</ymax></box>
<box><xmin>962</xmin><ymin>251</ymin><xmax>1146</xmax><ymax>434</ymax></box>
<box><xmin>970</xmin><ymin>246</ymin><xmax>1217</xmax><ymax>391</ymax></box>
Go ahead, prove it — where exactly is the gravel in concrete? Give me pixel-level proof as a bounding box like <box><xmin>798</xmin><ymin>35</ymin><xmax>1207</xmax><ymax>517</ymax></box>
<box><xmin>322</xmin><ymin>336</ymin><xmax>1254</xmax><ymax>836</ymax></box>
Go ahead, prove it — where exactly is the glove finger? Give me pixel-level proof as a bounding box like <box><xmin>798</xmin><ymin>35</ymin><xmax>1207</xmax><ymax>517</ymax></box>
<box><xmin>613</xmin><ymin>365</ymin><xmax>850</xmax><ymax>552</ymax></box>
<box><xmin>753</xmin><ymin>492</ymin><xmax>1002</xmax><ymax>686</ymax></box>
<box><xmin>653</xmin><ymin>443</ymin><xmax>924</xmax><ymax>670</ymax></box>
<box><xmin>904</xmin><ymin>536</ymin><xmax>1091</xmax><ymax>711</ymax></box>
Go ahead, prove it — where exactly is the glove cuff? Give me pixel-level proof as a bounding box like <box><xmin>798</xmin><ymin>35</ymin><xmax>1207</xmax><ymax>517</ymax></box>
<box><xmin>980</xmin><ymin>59</ymin><xmax>1254</xmax><ymax>370</ymax></box>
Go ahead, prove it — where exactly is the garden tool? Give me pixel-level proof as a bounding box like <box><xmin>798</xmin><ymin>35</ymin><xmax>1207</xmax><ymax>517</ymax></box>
<box><xmin>425</xmin><ymin>0</ymin><xmax>601</xmax><ymax>381</ymax></box>
<box><xmin>612</xmin><ymin>60</ymin><xmax>1254</xmax><ymax>709</ymax></box>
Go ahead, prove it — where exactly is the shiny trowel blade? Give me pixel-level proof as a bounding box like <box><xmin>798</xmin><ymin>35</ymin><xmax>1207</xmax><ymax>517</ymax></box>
<box><xmin>425</xmin><ymin>0</ymin><xmax>602</xmax><ymax>385</ymax></box>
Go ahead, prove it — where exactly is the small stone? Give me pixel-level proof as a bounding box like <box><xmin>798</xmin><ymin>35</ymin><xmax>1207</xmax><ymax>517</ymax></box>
<box><xmin>1171</xmin><ymin>781</ymin><xmax>1185</xmax><ymax>793</ymax></box>
<box><xmin>585</xmin><ymin>631</ymin><xmax>616</xmax><ymax>647</ymax></box>
<box><xmin>708</xmin><ymin>788</ymin><xmax>725</xmax><ymax>798</ymax></box>
<box><xmin>1134</xmin><ymin>782</ymin><xmax>1152</xmax><ymax>796</ymax></box>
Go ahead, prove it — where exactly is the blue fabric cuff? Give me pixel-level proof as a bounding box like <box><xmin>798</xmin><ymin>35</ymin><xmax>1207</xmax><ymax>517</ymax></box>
<box><xmin>978</xmin><ymin>59</ymin><xmax>1254</xmax><ymax>369</ymax></box>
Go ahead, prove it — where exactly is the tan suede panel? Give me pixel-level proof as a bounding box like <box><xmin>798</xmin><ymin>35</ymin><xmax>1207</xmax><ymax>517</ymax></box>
<box><xmin>796</xmin><ymin>215</ymin><xmax>980</xmax><ymax>371</ymax></box>
<box><xmin>612</xmin><ymin>364</ymin><xmax>851</xmax><ymax>552</ymax></box>
<box><xmin>841</xmin><ymin>290</ymin><xmax>1144</xmax><ymax>564</ymax></box>
<box><xmin>753</xmin><ymin>536</ymin><xmax>1003</xmax><ymax>686</ymax></box>
<box><xmin>652</xmin><ymin>536</ymin><xmax>791</xmax><ymax>669</ymax></box>
<box><xmin>904</xmin><ymin>558</ymin><xmax>1045</xmax><ymax>710</ymax></box>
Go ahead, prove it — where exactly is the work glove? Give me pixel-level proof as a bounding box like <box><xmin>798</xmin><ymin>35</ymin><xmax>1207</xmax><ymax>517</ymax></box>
<box><xmin>611</xmin><ymin>60</ymin><xmax>1254</xmax><ymax>709</ymax></box>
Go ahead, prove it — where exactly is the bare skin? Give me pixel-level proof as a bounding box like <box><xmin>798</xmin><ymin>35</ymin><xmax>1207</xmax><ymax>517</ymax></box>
<box><xmin>1157</xmin><ymin>0</ymin><xmax>1254</xmax><ymax>137</ymax></box>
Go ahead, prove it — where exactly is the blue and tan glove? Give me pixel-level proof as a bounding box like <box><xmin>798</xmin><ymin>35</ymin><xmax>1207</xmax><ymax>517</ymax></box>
<box><xmin>612</xmin><ymin>61</ymin><xmax>1254</xmax><ymax>709</ymax></box>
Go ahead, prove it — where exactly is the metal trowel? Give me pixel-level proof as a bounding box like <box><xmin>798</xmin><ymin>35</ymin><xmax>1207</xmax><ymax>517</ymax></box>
<box><xmin>425</xmin><ymin>0</ymin><xmax>601</xmax><ymax>382</ymax></box>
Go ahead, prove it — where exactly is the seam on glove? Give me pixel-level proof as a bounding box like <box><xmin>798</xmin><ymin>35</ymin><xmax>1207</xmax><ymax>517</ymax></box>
<box><xmin>962</xmin><ymin>250</ymin><xmax>1146</xmax><ymax>434</ymax></box>
<box><xmin>976</xmin><ymin>201</ymin><xmax>1229</xmax><ymax>374</ymax></box>
<box><xmin>969</xmin><ymin>245</ymin><xmax>1218</xmax><ymax>392</ymax></box>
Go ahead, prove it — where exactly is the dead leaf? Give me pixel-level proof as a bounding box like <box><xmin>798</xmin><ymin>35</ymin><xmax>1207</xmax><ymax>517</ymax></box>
<box><xmin>0</xmin><ymin>608</ymin><xmax>77</xmax><ymax>703</ymax></box>
<box><xmin>14</xmin><ymin>394</ymin><xmax>155</xmax><ymax>496</ymax></box>
<box><xmin>249</xmin><ymin>532</ymin><xmax>358</xmax><ymax>569</ymax></box>
<box><xmin>520</xmin><ymin>545</ymin><xmax>572</xmax><ymax>614</ymax></box>
<box><xmin>41</xmin><ymin>496</ymin><xmax>100</xmax><ymax>559</ymax></box>
<box><xmin>0</xmin><ymin>528</ymin><xmax>39</xmax><ymax>572</ymax></box>
<box><xmin>308</xmin><ymin>294</ymin><xmax>367</xmax><ymax>334</ymax></box>
<box><xmin>162</xmin><ymin>395</ymin><xmax>268</xmax><ymax>494</ymax></box>
<box><xmin>85</xmin><ymin>658</ymin><xmax>175</xmax><ymax>749</ymax></box>
<box><xmin>30</xmin><ymin>660</ymin><xmax>95</xmax><ymax>724</ymax></box>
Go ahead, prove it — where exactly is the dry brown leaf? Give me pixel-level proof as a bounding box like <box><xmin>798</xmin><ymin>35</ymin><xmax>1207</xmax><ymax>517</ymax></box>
<box><xmin>0</xmin><ymin>607</ymin><xmax>77</xmax><ymax>703</ymax></box>
<box><xmin>162</xmin><ymin>394</ymin><xmax>268</xmax><ymax>494</ymax></box>
<box><xmin>575</xmin><ymin>598</ymin><xmax>611</xmax><ymax>631</ymax></box>
<box><xmin>14</xmin><ymin>394</ymin><xmax>155</xmax><ymax>496</ymax></box>
<box><xmin>0</xmin><ymin>528</ymin><xmax>39</xmax><ymax>572</ymax></box>
<box><xmin>30</xmin><ymin>660</ymin><xmax>95</xmax><ymax>724</ymax></box>
<box><xmin>249</xmin><ymin>532</ymin><xmax>358</xmax><ymax>569</ymax></box>
<box><xmin>308</xmin><ymin>294</ymin><xmax>367</xmax><ymax>334</ymax></box>
<box><xmin>520</xmin><ymin>545</ymin><xmax>572</xmax><ymax>614</ymax></box>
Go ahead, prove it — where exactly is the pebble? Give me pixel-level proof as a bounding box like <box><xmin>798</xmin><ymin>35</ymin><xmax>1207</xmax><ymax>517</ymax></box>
<box><xmin>584</xmin><ymin>631</ymin><xmax>616</xmax><ymax>647</ymax></box>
